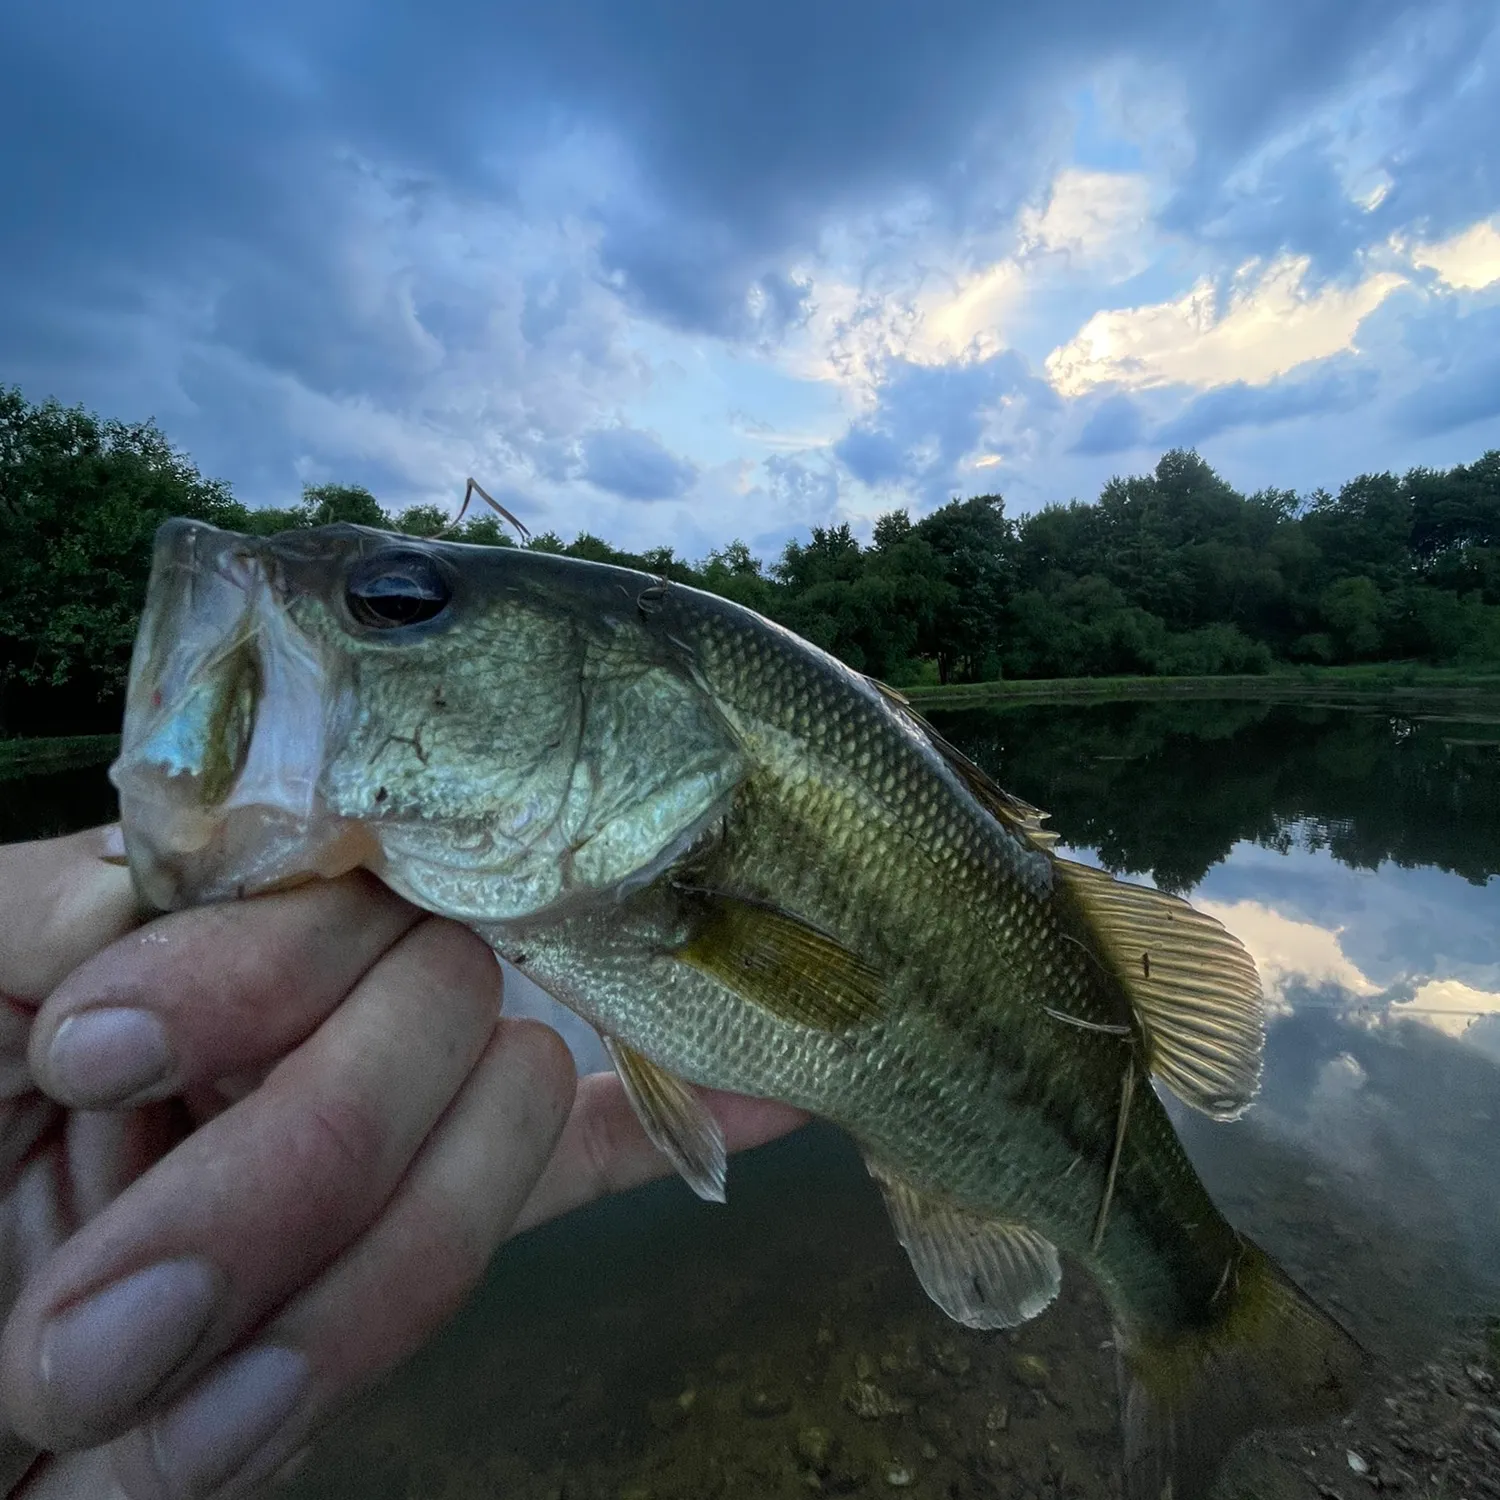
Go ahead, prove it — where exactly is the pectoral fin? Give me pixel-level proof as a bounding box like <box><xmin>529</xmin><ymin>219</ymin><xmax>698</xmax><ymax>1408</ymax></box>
<box><xmin>604</xmin><ymin>1036</ymin><xmax>727</xmax><ymax>1203</ymax></box>
<box><xmin>675</xmin><ymin>892</ymin><xmax>887</xmax><ymax>1031</ymax></box>
<box><xmin>866</xmin><ymin>1159</ymin><xmax>1062</xmax><ymax>1329</ymax></box>
<box><xmin>1057</xmin><ymin>858</ymin><xmax>1265</xmax><ymax>1120</ymax></box>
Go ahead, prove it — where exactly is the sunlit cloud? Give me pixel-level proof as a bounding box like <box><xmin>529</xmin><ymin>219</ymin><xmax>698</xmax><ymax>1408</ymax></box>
<box><xmin>1018</xmin><ymin>168</ymin><xmax>1153</xmax><ymax>276</ymax></box>
<box><xmin>1195</xmin><ymin>898</ymin><xmax>1379</xmax><ymax>1018</ymax></box>
<box><xmin>1408</xmin><ymin>216</ymin><xmax>1500</xmax><ymax>291</ymax></box>
<box><xmin>1398</xmin><ymin>978</ymin><xmax>1500</xmax><ymax>1040</ymax></box>
<box><xmin>911</xmin><ymin>261</ymin><xmax>1026</xmax><ymax>365</ymax></box>
<box><xmin>1044</xmin><ymin>255</ymin><xmax>1407</xmax><ymax>396</ymax></box>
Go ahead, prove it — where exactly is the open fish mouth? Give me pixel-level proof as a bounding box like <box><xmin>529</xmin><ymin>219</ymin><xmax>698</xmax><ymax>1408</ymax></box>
<box><xmin>110</xmin><ymin>519</ymin><xmax>374</xmax><ymax>910</ymax></box>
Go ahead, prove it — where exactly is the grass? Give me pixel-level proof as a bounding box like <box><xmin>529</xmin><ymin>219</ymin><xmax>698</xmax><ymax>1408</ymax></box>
<box><xmin>904</xmin><ymin>663</ymin><xmax>1500</xmax><ymax>710</ymax></box>
<box><xmin>0</xmin><ymin>733</ymin><xmax>121</xmax><ymax>781</ymax></box>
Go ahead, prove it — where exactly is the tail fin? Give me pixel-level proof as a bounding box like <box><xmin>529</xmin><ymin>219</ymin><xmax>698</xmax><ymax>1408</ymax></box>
<box><xmin>1119</xmin><ymin>1238</ymin><xmax>1368</xmax><ymax>1500</ymax></box>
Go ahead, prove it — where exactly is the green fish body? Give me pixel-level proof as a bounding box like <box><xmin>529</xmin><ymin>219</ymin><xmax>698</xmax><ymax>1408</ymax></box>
<box><xmin>112</xmin><ymin>520</ymin><xmax>1366</xmax><ymax>1499</ymax></box>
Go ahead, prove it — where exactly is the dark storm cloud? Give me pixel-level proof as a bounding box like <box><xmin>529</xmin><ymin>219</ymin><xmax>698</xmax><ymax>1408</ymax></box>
<box><xmin>1071</xmin><ymin>392</ymin><xmax>1147</xmax><ymax>455</ymax></box>
<box><xmin>1160</xmin><ymin>6</ymin><xmax>1500</xmax><ymax>275</ymax></box>
<box><xmin>1157</xmin><ymin>363</ymin><xmax>1376</xmax><ymax>446</ymax></box>
<box><xmin>1</xmin><ymin>0</ymin><xmax>1494</xmax><ymax>520</ymax></box>
<box><xmin>580</xmin><ymin>426</ymin><xmax>698</xmax><ymax>501</ymax></box>
<box><xmin>0</xmin><ymin>0</ymin><xmax>1451</xmax><ymax>349</ymax></box>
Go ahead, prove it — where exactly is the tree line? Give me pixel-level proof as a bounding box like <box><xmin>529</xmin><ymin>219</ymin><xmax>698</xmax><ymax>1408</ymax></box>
<box><xmin>3</xmin><ymin>384</ymin><xmax>1499</xmax><ymax>734</ymax></box>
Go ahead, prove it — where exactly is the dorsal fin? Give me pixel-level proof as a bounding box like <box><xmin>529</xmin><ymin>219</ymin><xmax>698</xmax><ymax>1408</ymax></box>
<box><xmin>863</xmin><ymin>677</ymin><xmax>1262</xmax><ymax>1117</ymax></box>
<box><xmin>867</xmin><ymin>679</ymin><xmax>1058</xmax><ymax>850</ymax></box>
<box><xmin>1056</xmin><ymin>859</ymin><xmax>1265</xmax><ymax>1119</ymax></box>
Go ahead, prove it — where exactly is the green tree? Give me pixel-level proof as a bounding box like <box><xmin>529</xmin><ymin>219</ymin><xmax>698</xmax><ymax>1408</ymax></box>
<box><xmin>392</xmin><ymin>503</ymin><xmax>453</xmax><ymax>537</ymax></box>
<box><xmin>912</xmin><ymin>495</ymin><xmax>1011</xmax><ymax>682</ymax></box>
<box><xmin>0</xmin><ymin>388</ymin><xmax>244</xmax><ymax>732</ymax></box>
<box><xmin>700</xmin><ymin>540</ymin><xmax>779</xmax><ymax>615</ymax></box>
<box><xmin>299</xmin><ymin>482</ymin><xmax>388</xmax><ymax>528</ymax></box>
<box><xmin>1319</xmin><ymin>576</ymin><xmax>1386</xmax><ymax>659</ymax></box>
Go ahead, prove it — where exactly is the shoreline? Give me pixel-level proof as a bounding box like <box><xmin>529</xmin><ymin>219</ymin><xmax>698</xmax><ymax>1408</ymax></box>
<box><xmin>0</xmin><ymin>733</ymin><xmax>121</xmax><ymax>779</ymax></box>
<box><xmin>904</xmin><ymin>665</ymin><xmax>1500</xmax><ymax>710</ymax></box>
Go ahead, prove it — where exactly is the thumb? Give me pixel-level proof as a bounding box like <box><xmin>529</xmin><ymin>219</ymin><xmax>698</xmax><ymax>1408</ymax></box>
<box><xmin>0</xmin><ymin>829</ymin><xmax>140</xmax><ymax>1006</ymax></box>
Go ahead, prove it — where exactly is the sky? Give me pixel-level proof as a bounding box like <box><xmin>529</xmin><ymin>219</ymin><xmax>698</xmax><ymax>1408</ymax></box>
<box><xmin>3</xmin><ymin>2</ymin><xmax>1499</xmax><ymax>557</ymax></box>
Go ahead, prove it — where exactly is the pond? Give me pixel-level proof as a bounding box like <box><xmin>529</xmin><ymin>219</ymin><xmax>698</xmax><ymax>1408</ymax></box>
<box><xmin>5</xmin><ymin>698</ymin><xmax>1499</xmax><ymax>1499</ymax></box>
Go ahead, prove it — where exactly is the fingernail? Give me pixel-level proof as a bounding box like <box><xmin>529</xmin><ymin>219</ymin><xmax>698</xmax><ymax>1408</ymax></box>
<box><xmin>47</xmin><ymin>1008</ymin><xmax>176</xmax><ymax>1105</ymax></box>
<box><xmin>40</xmin><ymin>1259</ymin><xmax>221</xmax><ymax>1435</ymax></box>
<box><xmin>145</xmin><ymin>1345</ymin><xmax>310</xmax><ymax>1497</ymax></box>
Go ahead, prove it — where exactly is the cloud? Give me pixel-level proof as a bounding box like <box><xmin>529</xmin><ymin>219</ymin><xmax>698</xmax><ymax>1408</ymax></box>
<box><xmin>833</xmin><ymin>351</ymin><xmax>1059</xmax><ymax>502</ymax></box>
<box><xmin>1194</xmin><ymin>897</ymin><xmax>1379</xmax><ymax>1019</ymax></box>
<box><xmin>1156</xmin><ymin>362</ymin><xmax>1374</xmax><ymax>446</ymax></box>
<box><xmin>763</xmin><ymin>453</ymin><xmax>843</xmax><ymax>531</ymax></box>
<box><xmin>1400</xmin><ymin>977</ymin><xmax>1500</xmax><ymax>1041</ymax></box>
<box><xmin>1045</xmin><ymin>255</ymin><xmax>1406</xmax><ymax>396</ymax></box>
<box><xmin>579</xmin><ymin>425</ymin><xmax>698</xmax><ymax>501</ymax></box>
<box><xmin>1151</xmin><ymin>7</ymin><xmax>1498</xmax><ymax>273</ymax></box>
<box><xmin>1</xmin><ymin>0</ymin><xmax>1498</xmax><ymax>546</ymax></box>
<box><xmin>1071</xmin><ymin>392</ymin><xmax>1148</xmax><ymax>455</ymax></box>
<box><xmin>1409</xmin><ymin>215</ymin><xmax>1500</xmax><ymax>291</ymax></box>
<box><xmin>1019</xmin><ymin>168</ymin><xmax>1153</xmax><ymax>275</ymax></box>
<box><xmin>1393</xmin><ymin>301</ymin><xmax>1500</xmax><ymax>437</ymax></box>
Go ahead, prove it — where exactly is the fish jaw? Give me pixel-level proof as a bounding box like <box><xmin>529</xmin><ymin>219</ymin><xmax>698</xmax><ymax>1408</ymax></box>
<box><xmin>112</xmin><ymin>520</ymin><xmax>750</xmax><ymax>925</ymax></box>
<box><xmin>110</xmin><ymin>519</ymin><xmax>373</xmax><ymax>910</ymax></box>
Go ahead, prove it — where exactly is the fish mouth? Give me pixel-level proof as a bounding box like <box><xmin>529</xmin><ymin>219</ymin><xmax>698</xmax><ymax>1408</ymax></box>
<box><xmin>110</xmin><ymin>519</ymin><xmax>376</xmax><ymax>910</ymax></box>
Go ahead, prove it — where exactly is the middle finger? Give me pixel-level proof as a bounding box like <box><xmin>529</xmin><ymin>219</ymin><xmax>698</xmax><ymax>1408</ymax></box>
<box><xmin>0</xmin><ymin>918</ymin><xmax>501</xmax><ymax>1452</ymax></box>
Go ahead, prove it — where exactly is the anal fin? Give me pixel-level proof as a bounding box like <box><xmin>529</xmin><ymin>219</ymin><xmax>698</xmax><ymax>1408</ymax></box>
<box><xmin>604</xmin><ymin>1037</ymin><xmax>727</xmax><ymax>1204</ymax></box>
<box><xmin>866</xmin><ymin>1159</ymin><xmax>1061</xmax><ymax>1329</ymax></box>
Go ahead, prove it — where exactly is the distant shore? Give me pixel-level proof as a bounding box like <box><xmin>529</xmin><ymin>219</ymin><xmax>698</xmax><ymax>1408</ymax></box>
<box><xmin>4</xmin><ymin>666</ymin><xmax>1500</xmax><ymax>774</ymax></box>
<box><xmin>904</xmin><ymin>664</ymin><xmax>1500</xmax><ymax>710</ymax></box>
<box><xmin>0</xmin><ymin>733</ymin><xmax>121</xmax><ymax>780</ymax></box>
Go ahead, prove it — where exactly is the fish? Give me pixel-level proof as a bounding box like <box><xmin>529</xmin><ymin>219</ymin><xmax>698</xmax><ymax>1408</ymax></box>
<box><xmin>111</xmin><ymin>517</ymin><xmax>1367</xmax><ymax>1500</ymax></box>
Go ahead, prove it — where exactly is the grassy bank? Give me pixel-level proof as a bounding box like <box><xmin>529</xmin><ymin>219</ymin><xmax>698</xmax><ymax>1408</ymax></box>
<box><xmin>904</xmin><ymin>664</ymin><xmax>1500</xmax><ymax>710</ymax></box>
<box><xmin>0</xmin><ymin>734</ymin><xmax>121</xmax><ymax>781</ymax></box>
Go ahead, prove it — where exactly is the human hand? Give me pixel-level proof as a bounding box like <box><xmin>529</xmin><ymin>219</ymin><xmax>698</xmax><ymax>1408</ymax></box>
<box><xmin>0</xmin><ymin>829</ymin><xmax>806</xmax><ymax>1499</ymax></box>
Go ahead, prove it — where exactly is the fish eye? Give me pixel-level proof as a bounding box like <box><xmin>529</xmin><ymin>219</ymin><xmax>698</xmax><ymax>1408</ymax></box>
<box><xmin>345</xmin><ymin>551</ymin><xmax>452</xmax><ymax>629</ymax></box>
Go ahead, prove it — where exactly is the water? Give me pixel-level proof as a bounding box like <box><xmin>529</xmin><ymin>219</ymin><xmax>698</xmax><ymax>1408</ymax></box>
<box><xmin>6</xmin><ymin>700</ymin><xmax>1499</xmax><ymax>1498</ymax></box>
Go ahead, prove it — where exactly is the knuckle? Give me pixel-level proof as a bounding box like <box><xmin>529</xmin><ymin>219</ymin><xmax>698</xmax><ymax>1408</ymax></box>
<box><xmin>510</xmin><ymin>1022</ymin><xmax>576</xmax><ymax>1122</ymax></box>
<box><xmin>578</xmin><ymin>1093</ymin><xmax>638</xmax><ymax>1201</ymax></box>
<box><xmin>300</xmin><ymin>1089</ymin><xmax>385</xmax><ymax>1180</ymax></box>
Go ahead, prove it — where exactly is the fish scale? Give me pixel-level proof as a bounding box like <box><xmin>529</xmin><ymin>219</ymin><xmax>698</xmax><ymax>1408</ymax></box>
<box><xmin>518</xmin><ymin>592</ymin><xmax>1240</xmax><ymax>1322</ymax></box>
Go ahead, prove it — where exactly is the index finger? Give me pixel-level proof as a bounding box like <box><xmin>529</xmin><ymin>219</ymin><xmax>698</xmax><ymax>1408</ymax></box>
<box><xmin>28</xmin><ymin>874</ymin><xmax>425</xmax><ymax>1111</ymax></box>
<box><xmin>0</xmin><ymin>830</ymin><xmax>140</xmax><ymax>1005</ymax></box>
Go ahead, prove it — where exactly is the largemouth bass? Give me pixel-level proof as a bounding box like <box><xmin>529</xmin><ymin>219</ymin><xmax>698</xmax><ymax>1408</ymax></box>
<box><xmin>111</xmin><ymin>519</ymin><xmax>1365</xmax><ymax>1499</ymax></box>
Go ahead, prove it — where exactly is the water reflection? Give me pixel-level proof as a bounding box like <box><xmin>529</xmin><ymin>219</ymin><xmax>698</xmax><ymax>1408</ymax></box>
<box><xmin>937</xmin><ymin>698</ymin><xmax>1500</xmax><ymax>890</ymax></box>
<box><xmin>936</xmin><ymin>700</ymin><xmax>1500</xmax><ymax>1352</ymax></box>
